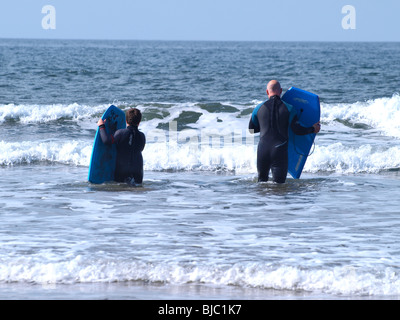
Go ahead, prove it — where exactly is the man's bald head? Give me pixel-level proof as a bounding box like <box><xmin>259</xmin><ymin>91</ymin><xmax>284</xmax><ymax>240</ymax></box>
<box><xmin>266</xmin><ymin>80</ymin><xmax>282</xmax><ymax>97</ymax></box>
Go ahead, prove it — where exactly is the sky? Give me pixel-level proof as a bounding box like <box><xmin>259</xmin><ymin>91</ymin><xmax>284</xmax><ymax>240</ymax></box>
<box><xmin>0</xmin><ymin>0</ymin><xmax>399</xmax><ymax>42</ymax></box>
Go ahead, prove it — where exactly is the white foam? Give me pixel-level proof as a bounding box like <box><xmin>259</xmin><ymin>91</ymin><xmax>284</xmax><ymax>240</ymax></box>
<box><xmin>304</xmin><ymin>143</ymin><xmax>400</xmax><ymax>174</ymax></box>
<box><xmin>143</xmin><ymin>142</ymin><xmax>257</xmax><ymax>173</ymax></box>
<box><xmin>0</xmin><ymin>140</ymin><xmax>92</xmax><ymax>166</ymax></box>
<box><xmin>2</xmin><ymin>95</ymin><xmax>400</xmax><ymax>174</ymax></box>
<box><xmin>139</xmin><ymin>101</ymin><xmax>247</xmax><ymax>133</ymax></box>
<box><xmin>2</xmin><ymin>94</ymin><xmax>400</xmax><ymax>135</ymax></box>
<box><xmin>0</xmin><ymin>257</ymin><xmax>399</xmax><ymax>296</ymax></box>
<box><xmin>0</xmin><ymin>103</ymin><xmax>107</xmax><ymax>123</ymax></box>
<box><xmin>2</xmin><ymin>136</ymin><xmax>399</xmax><ymax>175</ymax></box>
<box><xmin>321</xmin><ymin>94</ymin><xmax>400</xmax><ymax>138</ymax></box>
<box><xmin>0</xmin><ymin>138</ymin><xmax>258</xmax><ymax>173</ymax></box>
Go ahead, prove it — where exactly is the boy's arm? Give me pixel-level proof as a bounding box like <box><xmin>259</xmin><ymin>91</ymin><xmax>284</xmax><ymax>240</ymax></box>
<box><xmin>97</xmin><ymin>119</ymin><xmax>115</xmax><ymax>145</ymax></box>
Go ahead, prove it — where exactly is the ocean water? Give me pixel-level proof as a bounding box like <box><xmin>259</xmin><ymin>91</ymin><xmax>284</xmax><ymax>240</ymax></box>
<box><xmin>1</xmin><ymin>39</ymin><xmax>400</xmax><ymax>300</ymax></box>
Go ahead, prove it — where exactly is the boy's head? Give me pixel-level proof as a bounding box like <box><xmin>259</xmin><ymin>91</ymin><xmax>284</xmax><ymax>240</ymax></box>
<box><xmin>126</xmin><ymin>108</ymin><xmax>142</xmax><ymax>126</ymax></box>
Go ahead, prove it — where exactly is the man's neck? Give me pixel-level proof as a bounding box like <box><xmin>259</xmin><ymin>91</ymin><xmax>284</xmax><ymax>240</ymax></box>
<box><xmin>269</xmin><ymin>95</ymin><xmax>281</xmax><ymax>99</ymax></box>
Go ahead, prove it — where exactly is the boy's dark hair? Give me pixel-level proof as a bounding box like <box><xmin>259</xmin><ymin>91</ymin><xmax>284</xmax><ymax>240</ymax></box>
<box><xmin>126</xmin><ymin>108</ymin><xmax>142</xmax><ymax>126</ymax></box>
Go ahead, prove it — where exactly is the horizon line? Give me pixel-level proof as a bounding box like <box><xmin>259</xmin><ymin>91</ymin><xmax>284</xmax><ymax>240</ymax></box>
<box><xmin>1</xmin><ymin>36</ymin><xmax>399</xmax><ymax>43</ymax></box>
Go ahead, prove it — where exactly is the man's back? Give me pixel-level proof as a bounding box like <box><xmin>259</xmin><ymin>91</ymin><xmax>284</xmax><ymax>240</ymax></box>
<box><xmin>255</xmin><ymin>95</ymin><xmax>290</xmax><ymax>144</ymax></box>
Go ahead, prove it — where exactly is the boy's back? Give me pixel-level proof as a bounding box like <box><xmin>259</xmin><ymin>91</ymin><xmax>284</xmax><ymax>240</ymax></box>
<box><xmin>113</xmin><ymin>126</ymin><xmax>145</xmax><ymax>183</ymax></box>
<box><xmin>98</xmin><ymin>108</ymin><xmax>146</xmax><ymax>185</ymax></box>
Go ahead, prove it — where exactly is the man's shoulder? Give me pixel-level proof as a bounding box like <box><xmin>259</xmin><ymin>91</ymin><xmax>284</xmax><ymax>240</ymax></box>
<box><xmin>282</xmin><ymin>101</ymin><xmax>295</xmax><ymax>112</ymax></box>
<box><xmin>253</xmin><ymin>101</ymin><xmax>266</xmax><ymax>115</ymax></box>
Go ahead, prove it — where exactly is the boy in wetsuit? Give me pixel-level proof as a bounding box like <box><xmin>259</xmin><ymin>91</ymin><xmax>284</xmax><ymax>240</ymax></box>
<box><xmin>249</xmin><ymin>80</ymin><xmax>321</xmax><ymax>183</ymax></box>
<box><xmin>97</xmin><ymin>108</ymin><xmax>146</xmax><ymax>186</ymax></box>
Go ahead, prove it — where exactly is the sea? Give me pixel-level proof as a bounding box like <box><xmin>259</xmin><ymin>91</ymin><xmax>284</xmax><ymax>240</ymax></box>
<box><xmin>1</xmin><ymin>39</ymin><xmax>400</xmax><ymax>300</ymax></box>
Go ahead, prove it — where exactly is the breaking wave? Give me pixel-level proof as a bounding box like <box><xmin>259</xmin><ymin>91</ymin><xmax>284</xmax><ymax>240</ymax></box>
<box><xmin>2</xmin><ymin>94</ymin><xmax>400</xmax><ymax>174</ymax></box>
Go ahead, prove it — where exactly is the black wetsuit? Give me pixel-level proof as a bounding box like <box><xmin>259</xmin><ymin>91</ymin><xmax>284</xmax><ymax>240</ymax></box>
<box><xmin>99</xmin><ymin>125</ymin><xmax>146</xmax><ymax>184</ymax></box>
<box><xmin>249</xmin><ymin>95</ymin><xmax>315</xmax><ymax>183</ymax></box>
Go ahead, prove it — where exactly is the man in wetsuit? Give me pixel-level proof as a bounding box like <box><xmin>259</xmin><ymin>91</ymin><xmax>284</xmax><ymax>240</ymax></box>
<box><xmin>249</xmin><ymin>80</ymin><xmax>321</xmax><ymax>183</ymax></box>
<box><xmin>97</xmin><ymin>108</ymin><xmax>146</xmax><ymax>185</ymax></box>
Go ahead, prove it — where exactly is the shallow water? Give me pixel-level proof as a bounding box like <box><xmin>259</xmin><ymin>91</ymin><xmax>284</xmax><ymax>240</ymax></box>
<box><xmin>1</xmin><ymin>165</ymin><xmax>400</xmax><ymax>299</ymax></box>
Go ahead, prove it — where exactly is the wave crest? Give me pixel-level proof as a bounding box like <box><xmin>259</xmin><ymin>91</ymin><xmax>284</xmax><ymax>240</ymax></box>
<box><xmin>322</xmin><ymin>94</ymin><xmax>400</xmax><ymax>138</ymax></box>
<box><xmin>1</xmin><ymin>256</ymin><xmax>399</xmax><ymax>297</ymax></box>
<box><xmin>0</xmin><ymin>140</ymin><xmax>92</xmax><ymax>166</ymax></box>
<box><xmin>0</xmin><ymin>103</ymin><xmax>107</xmax><ymax>123</ymax></box>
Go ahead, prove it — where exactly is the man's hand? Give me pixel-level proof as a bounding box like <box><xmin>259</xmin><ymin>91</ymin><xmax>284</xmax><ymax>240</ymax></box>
<box><xmin>313</xmin><ymin>122</ymin><xmax>321</xmax><ymax>134</ymax></box>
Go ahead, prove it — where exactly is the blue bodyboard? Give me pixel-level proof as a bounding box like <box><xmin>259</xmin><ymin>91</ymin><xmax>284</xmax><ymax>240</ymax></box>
<box><xmin>88</xmin><ymin>105</ymin><xmax>126</xmax><ymax>184</ymax></box>
<box><xmin>282</xmin><ymin>87</ymin><xmax>320</xmax><ymax>179</ymax></box>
